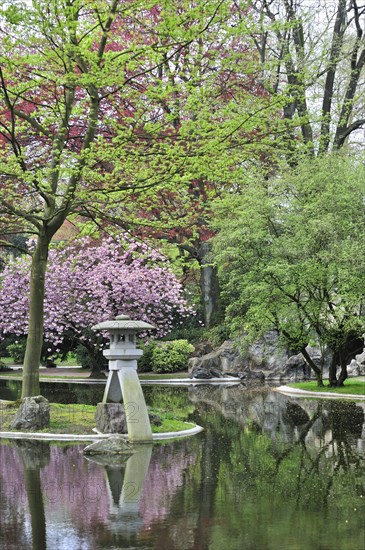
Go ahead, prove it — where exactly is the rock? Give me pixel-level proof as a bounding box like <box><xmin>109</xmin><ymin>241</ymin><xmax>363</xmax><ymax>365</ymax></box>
<box><xmin>188</xmin><ymin>334</ymin><xmax>298</xmax><ymax>379</ymax></box>
<box><xmin>188</xmin><ymin>333</ymin><xmax>343</xmax><ymax>383</ymax></box>
<box><xmin>347</xmin><ymin>350</ymin><xmax>365</xmax><ymax>376</ymax></box>
<box><xmin>237</xmin><ymin>369</ymin><xmax>265</xmax><ymax>383</ymax></box>
<box><xmin>83</xmin><ymin>453</ymin><xmax>132</xmax><ymax>467</ymax></box>
<box><xmin>96</xmin><ymin>403</ymin><xmax>127</xmax><ymax>434</ymax></box>
<box><xmin>188</xmin><ymin>340</ymin><xmax>243</xmax><ymax>376</ymax></box>
<box><xmin>190</xmin><ymin>366</ymin><xmax>223</xmax><ymax>379</ymax></box>
<box><xmin>148</xmin><ymin>411</ymin><xmax>162</xmax><ymax>426</ymax></box>
<box><xmin>267</xmin><ymin>353</ymin><xmax>312</xmax><ymax>382</ymax></box>
<box><xmin>11</xmin><ymin>396</ymin><xmax>50</xmax><ymax>430</ymax></box>
<box><xmin>246</xmin><ymin>331</ymin><xmax>291</xmax><ymax>371</ymax></box>
<box><xmin>192</xmin><ymin>342</ymin><xmax>214</xmax><ymax>357</ymax></box>
<box><xmin>83</xmin><ymin>435</ymin><xmax>134</xmax><ymax>456</ymax></box>
<box><xmin>347</xmin><ymin>357</ymin><xmax>365</xmax><ymax>376</ymax></box>
<box><xmin>355</xmin><ymin>350</ymin><xmax>365</xmax><ymax>366</ymax></box>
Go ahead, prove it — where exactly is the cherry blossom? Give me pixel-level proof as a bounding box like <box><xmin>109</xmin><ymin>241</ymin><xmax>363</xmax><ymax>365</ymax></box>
<box><xmin>0</xmin><ymin>236</ymin><xmax>194</xmax><ymax>353</ymax></box>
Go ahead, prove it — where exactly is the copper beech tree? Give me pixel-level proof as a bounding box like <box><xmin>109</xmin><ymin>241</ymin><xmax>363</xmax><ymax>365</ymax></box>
<box><xmin>85</xmin><ymin>4</ymin><xmax>276</xmax><ymax>328</ymax></box>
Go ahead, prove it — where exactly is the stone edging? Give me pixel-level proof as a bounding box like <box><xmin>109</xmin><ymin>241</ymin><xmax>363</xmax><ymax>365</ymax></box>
<box><xmin>275</xmin><ymin>385</ymin><xmax>365</xmax><ymax>400</ymax></box>
<box><xmin>0</xmin><ymin>424</ymin><xmax>204</xmax><ymax>442</ymax></box>
<box><xmin>141</xmin><ymin>378</ymin><xmax>241</xmax><ymax>385</ymax></box>
<box><xmin>0</xmin><ymin>375</ymin><xmax>242</xmax><ymax>385</ymax></box>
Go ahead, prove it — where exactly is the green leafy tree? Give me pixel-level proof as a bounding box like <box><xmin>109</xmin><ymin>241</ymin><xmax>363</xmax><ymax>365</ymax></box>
<box><xmin>0</xmin><ymin>0</ymin><xmax>238</xmax><ymax>397</ymax></box>
<box><xmin>213</xmin><ymin>154</ymin><xmax>365</xmax><ymax>386</ymax></box>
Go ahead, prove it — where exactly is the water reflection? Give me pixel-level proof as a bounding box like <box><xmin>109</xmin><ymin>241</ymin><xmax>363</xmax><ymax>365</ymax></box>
<box><xmin>86</xmin><ymin>445</ymin><xmax>153</xmax><ymax>539</ymax></box>
<box><xmin>0</xmin><ymin>378</ymin><xmax>105</xmax><ymax>404</ymax></box>
<box><xmin>0</xmin><ymin>386</ymin><xmax>364</xmax><ymax>549</ymax></box>
<box><xmin>15</xmin><ymin>440</ymin><xmax>50</xmax><ymax>550</ymax></box>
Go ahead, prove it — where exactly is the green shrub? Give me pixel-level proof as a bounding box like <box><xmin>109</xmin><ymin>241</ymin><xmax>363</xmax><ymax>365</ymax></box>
<box><xmin>7</xmin><ymin>341</ymin><xmax>27</xmax><ymax>364</ymax></box>
<box><xmin>151</xmin><ymin>340</ymin><xmax>195</xmax><ymax>374</ymax></box>
<box><xmin>0</xmin><ymin>336</ymin><xmax>18</xmax><ymax>358</ymax></box>
<box><xmin>204</xmin><ymin>323</ymin><xmax>232</xmax><ymax>347</ymax></box>
<box><xmin>137</xmin><ymin>341</ymin><xmax>158</xmax><ymax>373</ymax></box>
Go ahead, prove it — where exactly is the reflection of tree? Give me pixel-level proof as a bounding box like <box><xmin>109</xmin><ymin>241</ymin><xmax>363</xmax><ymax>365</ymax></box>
<box><xmin>0</xmin><ymin>444</ymin><xmax>29</xmax><ymax>548</ymax></box>
<box><xmin>251</xmin><ymin>398</ymin><xmax>364</xmax><ymax>508</ymax></box>
<box><xmin>79</xmin><ymin>390</ymin><xmax>365</xmax><ymax>548</ymax></box>
<box><xmin>186</xmin><ymin>388</ymin><xmax>365</xmax><ymax>549</ymax></box>
<box><xmin>144</xmin><ymin>385</ymin><xmax>196</xmax><ymax>420</ymax></box>
<box><xmin>14</xmin><ymin>441</ymin><xmax>50</xmax><ymax>550</ymax></box>
<box><xmin>189</xmin><ymin>386</ymin><xmax>365</xmax><ymax>507</ymax></box>
<box><xmin>296</xmin><ymin>401</ymin><xmax>365</xmax><ymax>508</ymax></box>
<box><xmin>0</xmin><ymin>387</ymin><xmax>364</xmax><ymax>549</ymax></box>
<box><xmin>39</xmin><ymin>382</ymin><xmax>104</xmax><ymax>405</ymax></box>
<box><xmin>0</xmin><ymin>379</ymin><xmax>106</xmax><ymax>404</ymax></box>
<box><xmin>0</xmin><ymin>379</ymin><xmax>21</xmax><ymax>401</ymax></box>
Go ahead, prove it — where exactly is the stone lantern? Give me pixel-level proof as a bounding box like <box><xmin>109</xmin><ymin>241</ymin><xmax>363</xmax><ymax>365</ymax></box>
<box><xmin>92</xmin><ymin>314</ymin><xmax>155</xmax><ymax>442</ymax></box>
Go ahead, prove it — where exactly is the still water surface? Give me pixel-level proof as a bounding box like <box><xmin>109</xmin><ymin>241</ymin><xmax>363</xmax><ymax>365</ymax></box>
<box><xmin>0</xmin><ymin>381</ymin><xmax>364</xmax><ymax>550</ymax></box>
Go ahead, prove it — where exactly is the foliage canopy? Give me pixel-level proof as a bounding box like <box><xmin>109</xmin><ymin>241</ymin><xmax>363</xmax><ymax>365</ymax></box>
<box><xmin>213</xmin><ymin>153</ymin><xmax>365</xmax><ymax>385</ymax></box>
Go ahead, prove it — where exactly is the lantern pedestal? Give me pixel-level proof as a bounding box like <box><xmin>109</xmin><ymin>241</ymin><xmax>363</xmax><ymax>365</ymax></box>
<box><xmin>92</xmin><ymin>315</ymin><xmax>154</xmax><ymax>443</ymax></box>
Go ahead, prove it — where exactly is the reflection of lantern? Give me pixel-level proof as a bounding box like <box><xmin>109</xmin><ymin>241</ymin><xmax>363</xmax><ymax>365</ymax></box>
<box><xmin>85</xmin><ymin>444</ymin><xmax>153</xmax><ymax>538</ymax></box>
<box><xmin>92</xmin><ymin>314</ymin><xmax>155</xmax><ymax>442</ymax></box>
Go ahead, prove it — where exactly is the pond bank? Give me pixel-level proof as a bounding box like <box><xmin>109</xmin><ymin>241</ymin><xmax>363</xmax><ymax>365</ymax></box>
<box><xmin>0</xmin><ymin>424</ymin><xmax>204</xmax><ymax>442</ymax></box>
<box><xmin>276</xmin><ymin>385</ymin><xmax>365</xmax><ymax>400</ymax></box>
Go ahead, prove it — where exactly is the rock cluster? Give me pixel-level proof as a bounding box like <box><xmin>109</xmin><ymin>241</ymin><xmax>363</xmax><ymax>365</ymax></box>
<box><xmin>188</xmin><ymin>333</ymin><xmax>365</xmax><ymax>382</ymax></box>
<box><xmin>348</xmin><ymin>350</ymin><xmax>365</xmax><ymax>376</ymax></box>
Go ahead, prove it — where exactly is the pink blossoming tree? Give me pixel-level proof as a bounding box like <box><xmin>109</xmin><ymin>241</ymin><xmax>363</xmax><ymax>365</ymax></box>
<box><xmin>0</xmin><ymin>237</ymin><xmax>194</xmax><ymax>375</ymax></box>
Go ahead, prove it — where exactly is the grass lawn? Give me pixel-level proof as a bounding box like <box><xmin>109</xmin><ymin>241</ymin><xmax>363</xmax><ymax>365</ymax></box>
<box><xmin>0</xmin><ymin>370</ymin><xmax>87</xmax><ymax>379</ymax></box>
<box><xmin>0</xmin><ymin>354</ymin><xmax>80</xmax><ymax>367</ymax></box>
<box><xmin>0</xmin><ymin>402</ymin><xmax>196</xmax><ymax>435</ymax></box>
<box><xmin>289</xmin><ymin>379</ymin><xmax>365</xmax><ymax>395</ymax></box>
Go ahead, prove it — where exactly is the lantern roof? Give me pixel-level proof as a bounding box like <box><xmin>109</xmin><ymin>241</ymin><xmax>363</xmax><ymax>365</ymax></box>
<box><xmin>92</xmin><ymin>314</ymin><xmax>155</xmax><ymax>332</ymax></box>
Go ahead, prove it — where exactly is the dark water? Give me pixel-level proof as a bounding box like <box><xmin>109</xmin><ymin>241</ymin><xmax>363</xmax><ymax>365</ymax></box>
<box><xmin>0</xmin><ymin>381</ymin><xmax>364</xmax><ymax>550</ymax></box>
<box><xmin>0</xmin><ymin>378</ymin><xmax>105</xmax><ymax>404</ymax></box>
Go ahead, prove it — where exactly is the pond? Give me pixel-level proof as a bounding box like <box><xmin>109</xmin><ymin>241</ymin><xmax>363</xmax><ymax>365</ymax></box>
<box><xmin>0</xmin><ymin>381</ymin><xmax>364</xmax><ymax>549</ymax></box>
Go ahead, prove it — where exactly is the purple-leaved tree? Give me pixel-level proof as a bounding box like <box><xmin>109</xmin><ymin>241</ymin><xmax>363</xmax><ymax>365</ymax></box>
<box><xmin>0</xmin><ymin>236</ymin><xmax>194</xmax><ymax>375</ymax></box>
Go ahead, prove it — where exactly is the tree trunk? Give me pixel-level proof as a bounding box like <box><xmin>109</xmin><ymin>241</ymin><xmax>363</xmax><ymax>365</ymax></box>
<box><xmin>301</xmin><ymin>347</ymin><xmax>324</xmax><ymax>387</ymax></box>
<box><xmin>329</xmin><ymin>332</ymin><xmax>362</xmax><ymax>387</ymax></box>
<box><xmin>21</xmin><ymin>235</ymin><xmax>50</xmax><ymax>398</ymax></box>
<box><xmin>89</xmin><ymin>352</ymin><xmax>108</xmax><ymax>379</ymax></box>
<box><xmin>328</xmin><ymin>352</ymin><xmax>338</xmax><ymax>387</ymax></box>
<box><xmin>198</xmin><ymin>242</ymin><xmax>221</xmax><ymax>329</ymax></box>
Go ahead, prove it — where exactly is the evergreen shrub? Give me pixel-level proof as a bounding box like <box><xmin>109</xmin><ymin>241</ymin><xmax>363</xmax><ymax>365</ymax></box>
<box><xmin>151</xmin><ymin>340</ymin><xmax>195</xmax><ymax>373</ymax></box>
